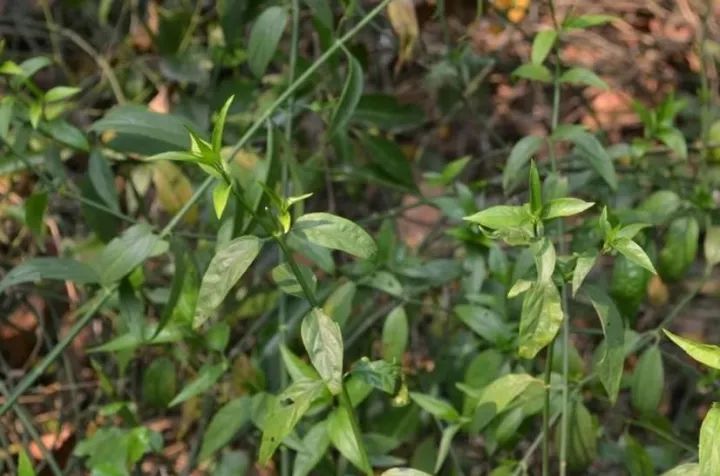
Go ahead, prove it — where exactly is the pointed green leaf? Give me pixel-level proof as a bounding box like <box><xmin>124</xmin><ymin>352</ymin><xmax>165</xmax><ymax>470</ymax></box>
<box><xmin>663</xmin><ymin>330</ymin><xmax>720</xmax><ymax>370</ymax></box>
<box><xmin>18</xmin><ymin>449</ymin><xmax>36</xmax><ymax>476</ymax></box>
<box><xmin>542</xmin><ymin>197</ymin><xmax>594</xmax><ymax>220</ymax></box>
<box><xmin>613</xmin><ymin>237</ymin><xmax>656</xmax><ymax>274</ymax></box>
<box><xmin>382</xmin><ymin>306</ymin><xmax>408</xmax><ymax>362</ymax></box>
<box><xmin>329</xmin><ymin>52</ymin><xmax>363</xmax><ymax>136</ymax></box>
<box><xmin>563</xmin><ymin>14</ymin><xmax>615</xmax><ymax>29</ymax></box>
<box><xmin>409</xmin><ymin>392</ymin><xmax>460</xmax><ymax>422</ymax></box>
<box><xmin>212</xmin><ymin>181</ymin><xmax>231</xmax><ymax>219</ymax></box>
<box><xmin>292</xmin><ymin>421</ymin><xmax>331</xmax><ymax>476</ymax></box>
<box><xmin>45</xmin><ymin>86</ymin><xmax>81</xmax><ymax>103</ymax></box>
<box><xmin>293</xmin><ymin>212</ymin><xmax>377</xmax><ymax>259</ymax></box>
<box><xmin>518</xmin><ymin>281</ymin><xmax>564</xmax><ymax>359</ymax></box>
<box><xmin>327</xmin><ymin>405</ymin><xmax>371</xmax><ymax>474</ymax></box>
<box><xmin>559</xmin><ymin>67</ymin><xmax>608</xmax><ymax>89</ymax></box>
<box><xmin>280</xmin><ymin>345</ymin><xmax>320</xmax><ymax>382</ymax></box>
<box><xmin>24</xmin><ymin>191</ymin><xmax>48</xmax><ymax>238</ymax></box>
<box><xmin>512</xmin><ymin>64</ymin><xmax>552</xmax><ymax>83</ymax></box>
<box><xmin>194</xmin><ymin>236</ymin><xmax>261</xmax><ymax>328</ymax></box>
<box><xmin>381</xmin><ymin>469</ymin><xmax>432</xmax><ymax>476</ymax></box>
<box><xmin>301</xmin><ymin>308</ymin><xmax>344</xmax><ymax>394</ymax></box>
<box><xmin>631</xmin><ymin>345</ymin><xmax>664</xmax><ymax>414</ymax></box>
<box><xmin>529</xmin><ymin>160</ymin><xmax>542</xmax><ymax>214</ymax></box>
<box><xmin>572</xmin><ymin>252</ymin><xmax>597</xmax><ymax>297</ymax></box>
<box><xmin>463</xmin><ymin>205</ymin><xmax>532</xmax><ymax>230</ymax></box>
<box><xmin>531</xmin><ymin>30</ymin><xmax>557</xmax><ymax>65</ymax></box>
<box><xmin>323</xmin><ymin>281</ymin><xmax>356</xmax><ymax>329</ymax></box>
<box><xmin>700</xmin><ymin>404</ymin><xmax>720</xmax><ymax>475</ymax></box>
<box><xmin>169</xmin><ymin>361</ymin><xmax>228</xmax><ymax>407</ymax></box>
<box><xmin>585</xmin><ymin>285</ymin><xmax>625</xmax><ymax>403</ymax></box>
<box><xmin>199</xmin><ymin>396</ymin><xmax>251</xmax><ymax>460</ymax></box>
<box><xmin>248</xmin><ymin>6</ymin><xmax>289</xmax><ymax>78</ymax></box>
<box><xmin>570</xmin><ymin>132</ymin><xmax>617</xmax><ymax>190</ymax></box>
<box><xmin>212</xmin><ymin>95</ymin><xmax>234</xmax><ymax>152</ymax></box>
<box><xmin>502</xmin><ymin>135</ymin><xmax>543</xmax><ymax>192</ymax></box>
<box><xmin>89</xmin><ymin>150</ymin><xmax>119</xmax><ymax>211</ymax></box>
<box><xmin>435</xmin><ymin>424</ymin><xmax>461</xmax><ymax>473</ymax></box>
<box><xmin>94</xmin><ymin>224</ymin><xmax>166</xmax><ymax>285</ymax></box>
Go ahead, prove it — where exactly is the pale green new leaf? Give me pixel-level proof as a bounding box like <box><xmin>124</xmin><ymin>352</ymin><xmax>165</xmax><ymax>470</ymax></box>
<box><xmin>542</xmin><ymin>197</ymin><xmax>594</xmax><ymax>220</ymax></box>
<box><xmin>464</xmin><ymin>205</ymin><xmax>532</xmax><ymax>230</ymax></box>
<box><xmin>212</xmin><ymin>181</ymin><xmax>231</xmax><ymax>219</ymax></box>
<box><xmin>613</xmin><ymin>237</ymin><xmax>656</xmax><ymax>274</ymax></box>
<box><xmin>194</xmin><ymin>236</ymin><xmax>261</xmax><ymax>328</ymax></box>
<box><xmin>212</xmin><ymin>95</ymin><xmax>234</xmax><ymax>152</ymax></box>
<box><xmin>382</xmin><ymin>306</ymin><xmax>408</xmax><ymax>362</ymax></box>
<box><xmin>248</xmin><ymin>6</ymin><xmax>289</xmax><ymax>78</ymax></box>
<box><xmin>704</xmin><ymin>226</ymin><xmax>720</xmax><ymax>267</ymax></box>
<box><xmin>45</xmin><ymin>86</ymin><xmax>81</xmax><ymax>103</ymax></box>
<box><xmin>381</xmin><ymin>469</ymin><xmax>432</xmax><ymax>476</ymax></box>
<box><xmin>518</xmin><ymin>281</ymin><xmax>564</xmax><ymax>359</ymax></box>
<box><xmin>700</xmin><ymin>403</ymin><xmax>720</xmax><ymax>476</ymax></box>
<box><xmin>293</xmin><ymin>212</ymin><xmax>377</xmax><ymax>259</ymax></box>
<box><xmin>301</xmin><ymin>308</ymin><xmax>344</xmax><ymax>394</ymax></box>
<box><xmin>664</xmin><ymin>330</ymin><xmax>720</xmax><ymax>370</ymax></box>
<box><xmin>531</xmin><ymin>30</ymin><xmax>557</xmax><ymax>65</ymax></box>
<box><xmin>532</xmin><ymin>238</ymin><xmax>556</xmax><ymax>284</ymax></box>
<box><xmin>512</xmin><ymin>64</ymin><xmax>552</xmax><ymax>83</ymax></box>
<box><xmin>18</xmin><ymin>449</ymin><xmax>36</xmax><ymax>476</ymax></box>
<box><xmin>572</xmin><ymin>252</ymin><xmax>597</xmax><ymax>296</ymax></box>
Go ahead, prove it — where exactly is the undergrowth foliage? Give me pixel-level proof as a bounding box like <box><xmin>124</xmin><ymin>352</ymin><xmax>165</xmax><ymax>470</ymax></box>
<box><xmin>1</xmin><ymin>1</ymin><xmax>720</xmax><ymax>475</ymax></box>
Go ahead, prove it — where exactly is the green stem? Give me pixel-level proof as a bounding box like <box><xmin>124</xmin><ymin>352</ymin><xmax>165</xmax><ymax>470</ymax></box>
<box><xmin>542</xmin><ymin>343</ymin><xmax>554</xmax><ymax>476</ymax></box>
<box><xmin>338</xmin><ymin>386</ymin><xmax>373</xmax><ymax>476</ymax></box>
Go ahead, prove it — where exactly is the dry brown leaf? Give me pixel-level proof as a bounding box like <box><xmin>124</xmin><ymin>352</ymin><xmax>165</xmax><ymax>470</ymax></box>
<box><xmin>387</xmin><ymin>0</ymin><xmax>419</xmax><ymax>73</ymax></box>
<box><xmin>148</xmin><ymin>85</ymin><xmax>171</xmax><ymax>114</ymax></box>
<box><xmin>151</xmin><ymin>161</ymin><xmax>198</xmax><ymax>225</ymax></box>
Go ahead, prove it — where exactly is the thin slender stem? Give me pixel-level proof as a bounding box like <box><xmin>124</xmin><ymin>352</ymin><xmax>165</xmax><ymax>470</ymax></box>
<box><xmin>0</xmin><ymin>289</ymin><xmax>113</xmax><ymax>417</ymax></box>
<box><xmin>542</xmin><ymin>343</ymin><xmax>553</xmax><ymax>476</ymax></box>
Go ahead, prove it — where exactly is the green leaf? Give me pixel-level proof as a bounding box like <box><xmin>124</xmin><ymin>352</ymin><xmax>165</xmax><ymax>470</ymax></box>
<box><xmin>0</xmin><ymin>257</ymin><xmax>99</xmax><ymax>294</ymax></box>
<box><xmin>532</xmin><ymin>238</ymin><xmax>556</xmax><ymax>283</ymax></box>
<box><xmin>706</xmin><ymin>226</ymin><xmax>720</xmax><ymax>267</ymax></box>
<box><xmin>0</xmin><ymin>96</ymin><xmax>14</xmax><ymax>138</ymax></box>
<box><xmin>74</xmin><ymin>426</ymin><xmax>161</xmax><ymax>475</ymax></box>
<box><xmin>503</xmin><ymin>135</ymin><xmax>543</xmax><ymax>192</ymax></box>
<box><xmin>425</xmin><ymin>155</ymin><xmax>471</xmax><ymax>186</ymax></box>
<box><xmin>559</xmin><ymin>67</ymin><xmax>608</xmax><ymax>89</ymax></box>
<box><xmin>351</xmin><ymin>358</ymin><xmax>399</xmax><ymax>394</ymax></box>
<box><xmin>89</xmin><ymin>150</ymin><xmax>119</xmax><ymax>211</ymax></box>
<box><xmin>542</xmin><ymin>197</ymin><xmax>594</xmax><ymax>220</ymax></box>
<box><xmin>293</xmin><ymin>212</ymin><xmax>377</xmax><ymax>259</ymax></box>
<box><xmin>280</xmin><ymin>345</ymin><xmax>320</xmax><ymax>382</ymax></box>
<box><xmin>563</xmin><ymin>14</ymin><xmax>615</xmax><ymax>29</ymax></box>
<box><xmin>616</xmin><ymin>223</ymin><xmax>651</xmax><ymax>240</ymax></box>
<box><xmin>572</xmin><ymin>252</ymin><xmax>597</xmax><ymax>297</ymax></box>
<box><xmin>329</xmin><ymin>52</ymin><xmax>363</xmax><ymax>136</ymax></box>
<box><xmin>194</xmin><ymin>236</ymin><xmax>261</xmax><ymax>328</ymax></box>
<box><xmin>512</xmin><ymin>64</ymin><xmax>552</xmax><ymax>83</ymax></box>
<box><xmin>463</xmin><ymin>373</ymin><xmax>543</xmax><ymax>415</ymax></box>
<box><xmin>361</xmin><ymin>134</ymin><xmax>415</xmax><ymax>189</ymax></box>
<box><xmin>323</xmin><ymin>281</ymin><xmax>356</xmax><ymax>329</ymax></box>
<box><xmin>631</xmin><ymin>345</ymin><xmax>664</xmax><ymax>414</ymax></box>
<box><xmin>409</xmin><ymin>392</ymin><xmax>460</xmax><ymax>422</ymax></box>
<box><xmin>145</xmin><ymin>150</ymin><xmax>210</xmax><ymax>165</ymax></box>
<box><xmin>565</xmin><ymin>400</ymin><xmax>597</xmax><ymax>470</ymax></box>
<box><xmin>17</xmin><ymin>57</ymin><xmax>51</xmax><ymax>79</ymax></box>
<box><xmin>301</xmin><ymin>308</ymin><xmax>344</xmax><ymax>394</ymax></box>
<box><xmin>508</xmin><ymin>279</ymin><xmax>533</xmax><ymax>298</ymax></box>
<box><xmin>700</xmin><ymin>404</ymin><xmax>720</xmax><ymax>476</ymax></box>
<box><xmin>352</xmin><ymin>94</ymin><xmax>424</xmax><ymax>130</ymax></box>
<box><xmin>327</xmin><ymin>405</ymin><xmax>372</xmax><ymax>474</ymax></box>
<box><xmin>660</xmin><ymin>464</ymin><xmax>700</xmax><ymax>476</ymax></box>
<box><xmin>272</xmin><ymin>262</ymin><xmax>317</xmax><ymax>297</ymax></box>
<box><xmin>292</xmin><ymin>421</ymin><xmax>331</xmax><ymax>476</ymax></box>
<box><xmin>381</xmin><ymin>469</ymin><xmax>432</xmax><ymax>476</ymax></box>
<box><xmin>612</xmin><ymin>237</ymin><xmax>656</xmax><ymax>274</ymax></box>
<box><xmin>570</xmin><ymin>132</ymin><xmax>617</xmax><ymax>190</ymax></box>
<box><xmin>119</xmin><ymin>279</ymin><xmax>144</xmax><ymax>339</ymax></box>
<box><xmin>656</xmin><ymin>127</ymin><xmax>687</xmax><ymax>159</ymax></box>
<box><xmin>169</xmin><ymin>361</ymin><xmax>228</xmax><ymax>407</ymax></box>
<box><xmin>435</xmin><ymin>424</ymin><xmax>461</xmax><ymax>473</ymax></box>
<box><xmin>212</xmin><ymin>95</ymin><xmax>234</xmax><ymax>152</ymax></box>
<box><xmin>45</xmin><ymin>86</ymin><xmax>81</xmax><ymax>102</ymax></box>
<box><xmin>90</xmin><ymin>105</ymin><xmax>190</xmax><ymax>152</ymax></box>
<box><xmin>531</xmin><ymin>30</ymin><xmax>557</xmax><ymax>65</ymax></box>
<box><xmin>382</xmin><ymin>306</ymin><xmax>409</xmax><ymax>362</ymax></box>
<box><xmin>259</xmin><ymin>379</ymin><xmax>327</xmax><ymax>464</ymax></box>
<box><xmin>142</xmin><ymin>357</ymin><xmax>176</xmax><ymax>409</ymax></box>
<box><xmin>212</xmin><ymin>181</ymin><xmax>232</xmax><ymax>219</ymax></box>
<box><xmin>455</xmin><ymin>305</ymin><xmax>511</xmax><ymax>344</ymax></box>
<box><xmin>518</xmin><ymin>281</ymin><xmax>563</xmax><ymax>359</ymax></box>
<box><xmin>199</xmin><ymin>396</ymin><xmax>252</xmax><ymax>461</ymax></box>
<box><xmin>248</xmin><ymin>6</ymin><xmax>288</xmax><ymax>78</ymax></box>
<box><xmin>663</xmin><ymin>330</ymin><xmax>720</xmax><ymax>370</ymax></box>
<box><xmin>43</xmin><ymin>119</ymin><xmax>89</xmax><ymax>151</ymax></box>
<box><xmin>18</xmin><ymin>449</ymin><xmax>36</xmax><ymax>476</ymax></box>
<box><xmin>29</xmin><ymin>101</ymin><xmax>42</xmax><ymax>129</ymax></box>
<box><xmin>585</xmin><ymin>285</ymin><xmax>625</xmax><ymax>403</ymax></box>
<box><xmin>94</xmin><ymin>224</ymin><xmax>167</xmax><ymax>286</ymax></box>
<box><xmin>464</xmin><ymin>205</ymin><xmax>532</xmax><ymax>230</ymax></box>
<box><xmin>637</xmin><ymin>190</ymin><xmax>680</xmax><ymax>225</ymax></box>
<box><xmin>24</xmin><ymin>191</ymin><xmax>48</xmax><ymax>238</ymax></box>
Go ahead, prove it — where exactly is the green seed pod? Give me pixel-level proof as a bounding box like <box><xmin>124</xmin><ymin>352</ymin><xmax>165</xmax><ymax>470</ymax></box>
<box><xmin>631</xmin><ymin>345</ymin><xmax>664</xmax><ymax>415</ymax></box>
<box><xmin>659</xmin><ymin>217</ymin><xmax>699</xmax><ymax>282</ymax></box>
<box><xmin>610</xmin><ymin>254</ymin><xmax>651</xmax><ymax>322</ymax></box>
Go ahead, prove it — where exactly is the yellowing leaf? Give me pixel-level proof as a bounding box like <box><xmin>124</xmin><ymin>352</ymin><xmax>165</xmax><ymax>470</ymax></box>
<box><xmin>152</xmin><ymin>161</ymin><xmax>198</xmax><ymax>224</ymax></box>
<box><xmin>387</xmin><ymin>0</ymin><xmax>418</xmax><ymax>73</ymax></box>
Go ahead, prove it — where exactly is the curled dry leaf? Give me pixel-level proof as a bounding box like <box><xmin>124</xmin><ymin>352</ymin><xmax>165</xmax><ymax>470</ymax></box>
<box><xmin>387</xmin><ymin>0</ymin><xmax>419</xmax><ymax>73</ymax></box>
